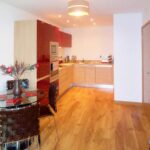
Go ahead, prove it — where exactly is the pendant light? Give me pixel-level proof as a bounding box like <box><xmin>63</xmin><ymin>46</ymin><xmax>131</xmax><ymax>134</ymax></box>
<box><xmin>68</xmin><ymin>0</ymin><xmax>89</xmax><ymax>17</ymax></box>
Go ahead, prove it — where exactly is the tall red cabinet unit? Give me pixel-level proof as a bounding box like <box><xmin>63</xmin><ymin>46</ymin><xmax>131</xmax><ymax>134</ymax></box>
<box><xmin>14</xmin><ymin>20</ymin><xmax>52</xmax><ymax>106</ymax></box>
<box><xmin>14</xmin><ymin>20</ymin><xmax>72</xmax><ymax>109</ymax></box>
<box><xmin>37</xmin><ymin>20</ymin><xmax>53</xmax><ymax>106</ymax></box>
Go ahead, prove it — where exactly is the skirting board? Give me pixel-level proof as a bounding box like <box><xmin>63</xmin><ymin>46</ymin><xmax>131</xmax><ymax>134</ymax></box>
<box><xmin>72</xmin><ymin>83</ymin><xmax>114</xmax><ymax>89</ymax></box>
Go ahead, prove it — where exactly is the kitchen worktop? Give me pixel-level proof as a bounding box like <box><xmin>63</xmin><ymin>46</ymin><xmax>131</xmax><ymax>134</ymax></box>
<box><xmin>59</xmin><ymin>63</ymin><xmax>73</xmax><ymax>71</ymax></box>
<box><xmin>59</xmin><ymin>62</ymin><xmax>113</xmax><ymax>69</ymax></box>
<box><xmin>74</xmin><ymin>63</ymin><xmax>113</xmax><ymax>67</ymax></box>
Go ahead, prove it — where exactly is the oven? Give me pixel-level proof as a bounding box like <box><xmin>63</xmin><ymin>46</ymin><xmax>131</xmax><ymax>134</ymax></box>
<box><xmin>50</xmin><ymin>42</ymin><xmax>59</xmax><ymax>82</ymax></box>
<box><xmin>50</xmin><ymin>42</ymin><xmax>59</xmax><ymax>62</ymax></box>
<box><xmin>49</xmin><ymin>42</ymin><xmax>59</xmax><ymax>112</ymax></box>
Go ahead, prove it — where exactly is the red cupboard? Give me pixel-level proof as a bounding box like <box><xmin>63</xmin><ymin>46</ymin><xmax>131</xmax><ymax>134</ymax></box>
<box><xmin>14</xmin><ymin>20</ymin><xmax>72</xmax><ymax>108</ymax></box>
<box><xmin>37</xmin><ymin>20</ymin><xmax>52</xmax><ymax>106</ymax></box>
<box><xmin>59</xmin><ymin>31</ymin><xmax>72</xmax><ymax>47</ymax></box>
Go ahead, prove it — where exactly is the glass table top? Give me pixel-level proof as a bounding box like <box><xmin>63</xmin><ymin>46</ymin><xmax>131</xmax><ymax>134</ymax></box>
<box><xmin>0</xmin><ymin>90</ymin><xmax>38</xmax><ymax>109</ymax></box>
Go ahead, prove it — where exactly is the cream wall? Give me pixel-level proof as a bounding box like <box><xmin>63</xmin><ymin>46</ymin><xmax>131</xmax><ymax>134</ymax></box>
<box><xmin>0</xmin><ymin>1</ymin><xmax>42</xmax><ymax>92</ymax></box>
<box><xmin>114</xmin><ymin>13</ymin><xmax>142</xmax><ymax>102</ymax></box>
<box><xmin>64</xmin><ymin>26</ymin><xmax>113</xmax><ymax>60</ymax></box>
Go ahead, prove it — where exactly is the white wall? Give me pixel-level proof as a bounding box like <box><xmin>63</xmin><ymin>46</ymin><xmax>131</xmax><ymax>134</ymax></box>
<box><xmin>64</xmin><ymin>27</ymin><xmax>113</xmax><ymax>60</ymax></box>
<box><xmin>114</xmin><ymin>13</ymin><xmax>142</xmax><ymax>102</ymax></box>
<box><xmin>0</xmin><ymin>1</ymin><xmax>40</xmax><ymax>92</ymax></box>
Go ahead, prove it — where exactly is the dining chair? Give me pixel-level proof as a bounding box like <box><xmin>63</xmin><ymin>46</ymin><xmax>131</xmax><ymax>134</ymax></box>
<box><xmin>0</xmin><ymin>104</ymin><xmax>40</xmax><ymax>150</ymax></box>
<box><xmin>39</xmin><ymin>81</ymin><xmax>60</xmax><ymax>142</ymax></box>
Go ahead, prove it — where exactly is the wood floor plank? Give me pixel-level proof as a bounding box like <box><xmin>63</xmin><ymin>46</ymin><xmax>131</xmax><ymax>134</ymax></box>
<box><xmin>40</xmin><ymin>87</ymin><xmax>150</xmax><ymax>150</ymax></box>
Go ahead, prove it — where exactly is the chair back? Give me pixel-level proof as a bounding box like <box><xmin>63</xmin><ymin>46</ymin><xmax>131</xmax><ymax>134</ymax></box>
<box><xmin>0</xmin><ymin>104</ymin><xmax>40</xmax><ymax>144</ymax></box>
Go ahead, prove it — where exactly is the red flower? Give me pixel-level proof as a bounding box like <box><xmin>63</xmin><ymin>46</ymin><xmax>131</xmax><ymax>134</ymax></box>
<box><xmin>6</xmin><ymin>67</ymin><xmax>13</xmax><ymax>73</ymax></box>
<box><xmin>0</xmin><ymin>61</ymin><xmax>37</xmax><ymax>79</ymax></box>
<box><xmin>35</xmin><ymin>64</ymin><xmax>39</xmax><ymax>68</ymax></box>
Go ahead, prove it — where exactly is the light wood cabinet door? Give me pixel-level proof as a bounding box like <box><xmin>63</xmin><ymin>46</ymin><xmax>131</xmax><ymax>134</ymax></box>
<box><xmin>59</xmin><ymin>66</ymin><xmax>73</xmax><ymax>95</ymax></box>
<box><xmin>73</xmin><ymin>65</ymin><xmax>85</xmax><ymax>84</ymax></box>
<box><xmin>14</xmin><ymin>20</ymin><xmax>37</xmax><ymax>90</ymax></box>
<box><xmin>85</xmin><ymin>66</ymin><xmax>95</xmax><ymax>84</ymax></box>
<box><xmin>95</xmin><ymin>66</ymin><xmax>113</xmax><ymax>84</ymax></box>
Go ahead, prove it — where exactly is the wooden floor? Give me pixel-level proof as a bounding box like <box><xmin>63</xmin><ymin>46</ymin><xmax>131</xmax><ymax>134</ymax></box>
<box><xmin>40</xmin><ymin>87</ymin><xmax>150</xmax><ymax>150</ymax></box>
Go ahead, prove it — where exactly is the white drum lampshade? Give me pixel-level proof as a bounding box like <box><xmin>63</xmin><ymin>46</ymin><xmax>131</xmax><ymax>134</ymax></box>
<box><xmin>68</xmin><ymin>0</ymin><xmax>89</xmax><ymax>17</ymax></box>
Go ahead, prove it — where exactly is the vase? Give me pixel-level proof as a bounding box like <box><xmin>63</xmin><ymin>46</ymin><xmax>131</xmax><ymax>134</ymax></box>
<box><xmin>13</xmin><ymin>79</ymin><xmax>22</xmax><ymax>97</ymax></box>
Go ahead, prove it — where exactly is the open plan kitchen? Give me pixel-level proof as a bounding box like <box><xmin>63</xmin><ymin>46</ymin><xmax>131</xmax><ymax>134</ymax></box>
<box><xmin>0</xmin><ymin>0</ymin><xmax>150</xmax><ymax>150</ymax></box>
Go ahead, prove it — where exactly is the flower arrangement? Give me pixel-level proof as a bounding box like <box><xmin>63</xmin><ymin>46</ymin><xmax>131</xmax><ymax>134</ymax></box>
<box><xmin>0</xmin><ymin>61</ymin><xmax>38</xmax><ymax>80</ymax></box>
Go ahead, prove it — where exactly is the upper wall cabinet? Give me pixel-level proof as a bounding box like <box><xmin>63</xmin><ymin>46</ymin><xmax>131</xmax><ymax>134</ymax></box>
<box><xmin>14</xmin><ymin>20</ymin><xmax>54</xmax><ymax>106</ymax></box>
<box><xmin>59</xmin><ymin>31</ymin><xmax>72</xmax><ymax>48</ymax></box>
<box><xmin>14</xmin><ymin>20</ymin><xmax>51</xmax><ymax>82</ymax></box>
<box><xmin>14</xmin><ymin>19</ymin><xmax>72</xmax><ymax>106</ymax></box>
<box><xmin>14</xmin><ymin>20</ymin><xmax>72</xmax><ymax>79</ymax></box>
<box><xmin>52</xmin><ymin>26</ymin><xmax>60</xmax><ymax>43</ymax></box>
<box><xmin>37</xmin><ymin>20</ymin><xmax>52</xmax><ymax>78</ymax></box>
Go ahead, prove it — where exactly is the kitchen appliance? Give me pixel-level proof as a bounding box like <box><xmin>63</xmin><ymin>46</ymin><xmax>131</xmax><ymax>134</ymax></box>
<box><xmin>49</xmin><ymin>80</ymin><xmax>58</xmax><ymax>112</ymax></box>
<box><xmin>50</xmin><ymin>42</ymin><xmax>59</xmax><ymax>82</ymax></box>
<box><xmin>49</xmin><ymin>42</ymin><xmax>59</xmax><ymax>112</ymax></box>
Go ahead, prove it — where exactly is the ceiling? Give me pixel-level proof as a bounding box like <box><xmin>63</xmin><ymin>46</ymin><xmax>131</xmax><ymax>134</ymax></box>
<box><xmin>1</xmin><ymin>0</ymin><xmax>150</xmax><ymax>28</ymax></box>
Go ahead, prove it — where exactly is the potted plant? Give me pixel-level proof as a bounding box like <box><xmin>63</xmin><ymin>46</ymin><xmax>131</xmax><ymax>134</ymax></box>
<box><xmin>0</xmin><ymin>61</ymin><xmax>37</xmax><ymax>97</ymax></box>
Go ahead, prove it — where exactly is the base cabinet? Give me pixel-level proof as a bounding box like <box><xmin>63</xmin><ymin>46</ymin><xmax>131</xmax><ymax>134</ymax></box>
<box><xmin>59</xmin><ymin>64</ymin><xmax>113</xmax><ymax>96</ymax></box>
<box><xmin>95</xmin><ymin>66</ymin><xmax>113</xmax><ymax>84</ymax></box>
<box><xmin>59</xmin><ymin>66</ymin><xmax>73</xmax><ymax>95</ymax></box>
<box><xmin>73</xmin><ymin>65</ymin><xmax>85</xmax><ymax>84</ymax></box>
<box><xmin>85</xmin><ymin>66</ymin><xmax>95</xmax><ymax>84</ymax></box>
<box><xmin>73</xmin><ymin>64</ymin><xmax>113</xmax><ymax>85</ymax></box>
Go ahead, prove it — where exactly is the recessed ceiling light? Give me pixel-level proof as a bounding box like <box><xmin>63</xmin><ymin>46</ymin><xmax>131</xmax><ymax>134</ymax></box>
<box><xmin>58</xmin><ymin>15</ymin><xmax>62</xmax><ymax>18</ymax></box>
<box><xmin>67</xmin><ymin>20</ymin><xmax>70</xmax><ymax>23</ymax></box>
<box><xmin>90</xmin><ymin>18</ymin><xmax>94</xmax><ymax>22</ymax></box>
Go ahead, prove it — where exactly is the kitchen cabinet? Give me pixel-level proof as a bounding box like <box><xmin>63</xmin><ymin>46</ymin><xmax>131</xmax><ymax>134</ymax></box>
<box><xmin>52</xmin><ymin>26</ymin><xmax>60</xmax><ymax>43</ymax></box>
<box><xmin>58</xmin><ymin>63</ymin><xmax>113</xmax><ymax>96</ymax></box>
<box><xmin>59</xmin><ymin>31</ymin><xmax>72</xmax><ymax>47</ymax></box>
<box><xmin>14</xmin><ymin>20</ymin><xmax>52</xmax><ymax>106</ymax></box>
<box><xmin>14</xmin><ymin>20</ymin><xmax>37</xmax><ymax>90</ymax></box>
<box><xmin>85</xmin><ymin>66</ymin><xmax>95</xmax><ymax>84</ymax></box>
<box><xmin>14</xmin><ymin>19</ymin><xmax>72</xmax><ymax>105</ymax></box>
<box><xmin>73</xmin><ymin>64</ymin><xmax>113</xmax><ymax>85</ymax></box>
<box><xmin>73</xmin><ymin>65</ymin><xmax>85</xmax><ymax>84</ymax></box>
<box><xmin>37</xmin><ymin>20</ymin><xmax>52</xmax><ymax>79</ymax></box>
<box><xmin>73</xmin><ymin>65</ymin><xmax>96</xmax><ymax>84</ymax></box>
<box><xmin>95</xmin><ymin>66</ymin><xmax>113</xmax><ymax>84</ymax></box>
<box><xmin>59</xmin><ymin>65</ymin><xmax>73</xmax><ymax>95</ymax></box>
